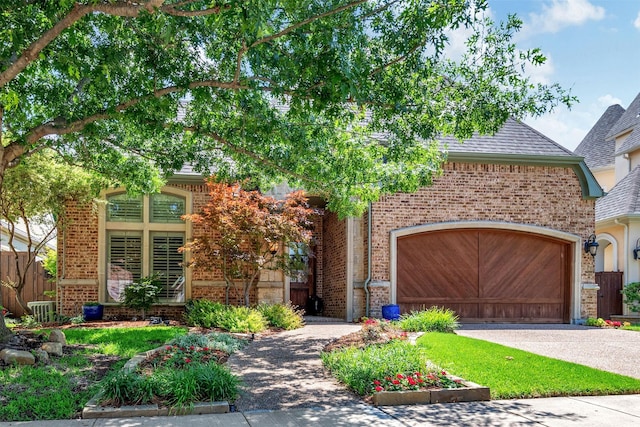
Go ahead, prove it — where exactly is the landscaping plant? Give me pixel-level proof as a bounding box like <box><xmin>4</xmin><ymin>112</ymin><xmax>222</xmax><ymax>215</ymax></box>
<box><xmin>257</xmin><ymin>302</ymin><xmax>305</xmax><ymax>330</ymax></box>
<box><xmin>121</xmin><ymin>274</ymin><xmax>164</xmax><ymax>320</ymax></box>
<box><xmin>621</xmin><ymin>282</ymin><xmax>640</xmax><ymax>313</ymax></box>
<box><xmin>397</xmin><ymin>306</ymin><xmax>459</xmax><ymax>333</ymax></box>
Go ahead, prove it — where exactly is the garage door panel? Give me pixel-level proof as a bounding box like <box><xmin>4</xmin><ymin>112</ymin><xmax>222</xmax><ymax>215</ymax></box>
<box><xmin>396</xmin><ymin>228</ymin><xmax>571</xmax><ymax>323</ymax></box>
<box><xmin>397</xmin><ymin>230</ymin><xmax>478</xmax><ymax>299</ymax></box>
<box><xmin>480</xmin><ymin>231</ymin><xmax>565</xmax><ymax>300</ymax></box>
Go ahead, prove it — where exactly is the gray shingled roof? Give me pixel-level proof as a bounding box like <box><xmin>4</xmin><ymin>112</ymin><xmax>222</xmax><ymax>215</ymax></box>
<box><xmin>608</xmin><ymin>92</ymin><xmax>640</xmax><ymax>144</ymax></box>
<box><xmin>596</xmin><ymin>165</ymin><xmax>640</xmax><ymax>221</ymax></box>
<box><xmin>442</xmin><ymin>117</ymin><xmax>576</xmax><ymax>157</ymax></box>
<box><xmin>574</xmin><ymin>104</ymin><xmax>625</xmax><ymax>169</ymax></box>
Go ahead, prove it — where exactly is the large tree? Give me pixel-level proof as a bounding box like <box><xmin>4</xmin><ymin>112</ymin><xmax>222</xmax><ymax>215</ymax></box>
<box><xmin>1</xmin><ymin>0</ymin><xmax>574</xmax><ymax>215</ymax></box>
<box><xmin>0</xmin><ymin>149</ymin><xmax>103</xmax><ymax>339</ymax></box>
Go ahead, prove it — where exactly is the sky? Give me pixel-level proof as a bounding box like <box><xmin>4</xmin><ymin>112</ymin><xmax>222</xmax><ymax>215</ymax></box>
<box><xmin>486</xmin><ymin>0</ymin><xmax>640</xmax><ymax>151</ymax></box>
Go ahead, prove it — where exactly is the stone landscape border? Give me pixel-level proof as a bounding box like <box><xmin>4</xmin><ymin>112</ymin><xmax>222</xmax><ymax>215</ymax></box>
<box><xmin>372</xmin><ymin>377</ymin><xmax>490</xmax><ymax>406</ymax></box>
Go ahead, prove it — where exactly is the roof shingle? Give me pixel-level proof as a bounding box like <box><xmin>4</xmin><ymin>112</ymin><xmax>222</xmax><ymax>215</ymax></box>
<box><xmin>574</xmin><ymin>104</ymin><xmax>625</xmax><ymax>169</ymax></box>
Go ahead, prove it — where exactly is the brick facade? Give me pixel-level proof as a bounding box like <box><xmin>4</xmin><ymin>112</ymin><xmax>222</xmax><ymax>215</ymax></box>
<box><xmin>58</xmin><ymin>161</ymin><xmax>597</xmax><ymax>323</ymax></box>
<box><xmin>58</xmin><ymin>182</ymin><xmax>311</xmax><ymax>319</ymax></box>
<box><xmin>321</xmin><ymin>212</ymin><xmax>347</xmax><ymax>319</ymax></box>
<box><xmin>359</xmin><ymin>162</ymin><xmax>597</xmax><ymax>320</ymax></box>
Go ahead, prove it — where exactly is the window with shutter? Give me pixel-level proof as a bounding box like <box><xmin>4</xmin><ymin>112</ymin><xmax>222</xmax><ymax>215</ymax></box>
<box><xmin>107</xmin><ymin>194</ymin><xmax>143</xmax><ymax>222</ymax></box>
<box><xmin>107</xmin><ymin>232</ymin><xmax>142</xmax><ymax>302</ymax></box>
<box><xmin>102</xmin><ymin>188</ymin><xmax>190</xmax><ymax>304</ymax></box>
<box><xmin>150</xmin><ymin>194</ymin><xmax>186</xmax><ymax>223</ymax></box>
<box><xmin>151</xmin><ymin>232</ymin><xmax>185</xmax><ymax>302</ymax></box>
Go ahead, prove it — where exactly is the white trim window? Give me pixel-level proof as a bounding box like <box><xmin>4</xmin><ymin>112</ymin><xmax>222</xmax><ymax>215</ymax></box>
<box><xmin>102</xmin><ymin>189</ymin><xmax>189</xmax><ymax>303</ymax></box>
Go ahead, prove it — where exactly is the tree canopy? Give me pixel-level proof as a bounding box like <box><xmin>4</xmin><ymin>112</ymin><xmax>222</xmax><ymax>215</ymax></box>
<box><xmin>0</xmin><ymin>0</ymin><xmax>575</xmax><ymax>215</ymax></box>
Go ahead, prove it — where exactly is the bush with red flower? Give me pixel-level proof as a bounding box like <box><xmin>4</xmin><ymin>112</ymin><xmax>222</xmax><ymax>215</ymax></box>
<box><xmin>372</xmin><ymin>371</ymin><xmax>463</xmax><ymax>393</ymax></box>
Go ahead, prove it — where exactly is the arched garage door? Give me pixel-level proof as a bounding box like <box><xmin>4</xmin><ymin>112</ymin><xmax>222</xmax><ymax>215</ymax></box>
<box><xmin>396</xmin><ymin>229</ymin><xmax>571</xmax><ymax>323</ymax></box>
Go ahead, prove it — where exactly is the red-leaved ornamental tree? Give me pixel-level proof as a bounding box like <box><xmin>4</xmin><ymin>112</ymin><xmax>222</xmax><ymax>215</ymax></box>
<box><xmin>182</xmin><ymin>178</ymin><xmax>316</xmax><ymax>307</ymax></box>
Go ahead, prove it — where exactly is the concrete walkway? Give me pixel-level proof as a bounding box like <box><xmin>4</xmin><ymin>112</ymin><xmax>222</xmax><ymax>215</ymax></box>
<box><xmin>4</xmin><ymin>395</ymin><xmax>640</xmax><ymax>426</ymax></box>
<box><xmin>226</xmin><ymin>320</ymin><xmax>363</xmax><ymax>411</ymax></box>
<box><xmin>456</xmin><ymin>323</ymin><xmax>640</xmax><ymax>379</ymax></box>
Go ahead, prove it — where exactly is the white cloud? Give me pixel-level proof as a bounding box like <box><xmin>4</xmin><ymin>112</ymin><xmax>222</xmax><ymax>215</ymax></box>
<box><xmin>634</xmin><ymin>11</ymin><xmax>640</xmax><ymax>29</ymax></box>
<box><xmin>523</xmin><ymin>0</ymin><xmax>605</xmax><ymax>35</ymax></box>
<box><xmin>597</xmin><ymin>94</ymin><xmax>623</xmax><ymax>108</ymax></box>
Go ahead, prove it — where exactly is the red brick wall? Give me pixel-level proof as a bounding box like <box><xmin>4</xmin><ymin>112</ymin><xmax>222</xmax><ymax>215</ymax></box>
<box><xmin>367</xmin><ymin>162</ymin><xmax>596</xmax><ymax>317</ymax></box>
<box><xmin>59</xmin><ymin>182</ymin><xmax>324</xmax><ymax>316</ymax></box>
<box><xmin>322</xmin><ymin>212</ymin><xmax>347</xmax><ymax>318</ymax></box>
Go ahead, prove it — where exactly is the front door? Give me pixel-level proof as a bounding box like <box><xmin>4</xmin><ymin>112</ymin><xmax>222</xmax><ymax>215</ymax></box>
<box><xmin>596</xmin><ymin>272</ymin><xmax>623</xmax><ymax>319</ymax></box>
<box><xmin>289</xmin><ymin>247</ymin><xmax>316</xmax><ymax>310</ymax></box>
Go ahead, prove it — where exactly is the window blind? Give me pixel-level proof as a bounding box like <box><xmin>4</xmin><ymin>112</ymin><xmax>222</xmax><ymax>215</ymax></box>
<box><xmin>151</xmin><ymin>233</ymin><xmax>185</xmax><ymax>301</ymax></box>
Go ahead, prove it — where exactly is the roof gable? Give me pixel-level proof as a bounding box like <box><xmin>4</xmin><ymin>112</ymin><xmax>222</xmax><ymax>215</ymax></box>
<box><xmin>442</xmin><ymin>117</ymin><xmax>576</xmax><ymax>157</ymax></box>
<box><xmin>607</xmin><ymin>92</ymin><xmax>640</xmax><ymax>142</ymax></box>
<box><xmin>574</xmin><ymin>104</ymin><xmax>625</xmax><ymax>169</ymax></box>
<box><xmin>596</xmin><ymin>165</ymin><xmax>640</xmax><ymax>221</ymax></box>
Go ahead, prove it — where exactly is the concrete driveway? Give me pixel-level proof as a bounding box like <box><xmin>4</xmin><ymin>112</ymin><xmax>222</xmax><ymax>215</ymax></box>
<box><xmin>456</xmin><ymin>323</ymin><xmax>640</xmax><ymax>379</ymax></box>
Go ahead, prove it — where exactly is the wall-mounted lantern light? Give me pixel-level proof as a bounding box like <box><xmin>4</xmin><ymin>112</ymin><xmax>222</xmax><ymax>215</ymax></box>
<box><xmin>583</xmin><ymin>234</ymin><xmax>599</xmax><ymax>257</ymax></box>
<box><xmin>633</xmin><ymin>238</ymin><xmax>640</xmax><ymax>260</ymax></box>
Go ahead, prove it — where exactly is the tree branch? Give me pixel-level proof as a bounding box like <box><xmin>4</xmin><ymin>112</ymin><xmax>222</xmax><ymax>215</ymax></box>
<box><xmin>0</xmin><ymin>1</ymin><xmax>169</xmax><ymax>88</ymax></box>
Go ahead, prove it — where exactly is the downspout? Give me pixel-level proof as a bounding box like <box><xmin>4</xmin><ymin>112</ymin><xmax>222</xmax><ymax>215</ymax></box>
<box><xmin>364</xmin><ymin>203</ymin><xmax>372</xmax><ymax>317</ymax></box>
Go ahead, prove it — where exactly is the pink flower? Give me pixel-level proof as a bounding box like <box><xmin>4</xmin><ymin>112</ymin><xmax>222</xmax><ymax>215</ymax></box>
<box><xmin>166</xmin><ymin>346</ymin><xmax>172</xmax><ymax>350</ymax></box>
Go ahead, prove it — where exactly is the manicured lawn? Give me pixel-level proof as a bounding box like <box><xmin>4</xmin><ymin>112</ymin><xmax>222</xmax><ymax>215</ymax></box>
<box><xmin>417</xmin><ymin>332</ymin><xmax>640</xmax><ymax>399</ymax></box>
<box><xmin>63</xmin><ymin>326</ymin><xmax>188</xmax><ymax>358</ymax></box>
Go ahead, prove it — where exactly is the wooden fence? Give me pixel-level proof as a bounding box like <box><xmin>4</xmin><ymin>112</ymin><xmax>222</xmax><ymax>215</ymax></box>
<box><xmin>0</xmin><ymin>252</ymin><xmax>54</xmax><ymax>318</ymax></box>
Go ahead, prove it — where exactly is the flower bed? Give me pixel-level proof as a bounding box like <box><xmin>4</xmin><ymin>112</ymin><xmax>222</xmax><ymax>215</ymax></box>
<box><xmin>83</xmin><ymin>332</ymin><xmax>245</xmax><ymax>418</ymax></box>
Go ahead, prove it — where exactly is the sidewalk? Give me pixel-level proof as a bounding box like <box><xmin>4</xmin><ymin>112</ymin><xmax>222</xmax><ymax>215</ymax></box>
<box><xmin>3</xmin><ymin>395</ymin><xmax>640</xmax><ymax>426</ymax></box>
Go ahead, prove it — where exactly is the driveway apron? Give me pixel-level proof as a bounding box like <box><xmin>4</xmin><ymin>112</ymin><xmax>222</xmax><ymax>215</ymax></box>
<box><xmin>226</xmin><ymin>321</ymin><xmax>363</xmax><ymax>411</ymax></box>
<box><xmin>456</xmin><ymin>324</ymin><xmax>640</xmax><ymax>379</ymax></box>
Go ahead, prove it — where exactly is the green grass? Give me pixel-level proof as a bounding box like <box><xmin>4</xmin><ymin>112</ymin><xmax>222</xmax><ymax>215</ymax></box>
<box><xmin>63</xmin><ymin>326</ymin><xmax>188</xmax><ymax>358</ymax></box>
<box><xmin>0</xmin><ymin>326</ymin><xmax>188</xmax><ymax>421</ymax></box>
<box><xmin>623</xmin><ymin>325</ymin><xmax>640</xmax><ymax>331</ymax></box>
<box><xmin>417</xmin><ymin>332</ymin><xmax>640</xmax><ymax>399</ymax></box>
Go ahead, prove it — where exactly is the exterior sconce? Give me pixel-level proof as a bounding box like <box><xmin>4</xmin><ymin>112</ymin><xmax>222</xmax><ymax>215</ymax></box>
<box><xmin>633</xmin><ymin>238</ymin><xmax>640</xmax><ymax>260</ymax></box>
<box><xmin>583</xmin><ymin>234</ymin><xmax>599</xmax><ymax>257</ymax></box>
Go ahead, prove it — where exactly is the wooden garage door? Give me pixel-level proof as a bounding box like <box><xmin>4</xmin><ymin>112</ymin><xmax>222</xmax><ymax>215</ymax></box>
<box><xmin>397</xmin><ymin>229</ymin><xmax>571</xmax><ymax>323</ymax></box>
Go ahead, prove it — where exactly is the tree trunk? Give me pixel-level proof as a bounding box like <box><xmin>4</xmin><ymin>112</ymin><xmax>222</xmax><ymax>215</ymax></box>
<box><xmin>15</xmin><ymin>289</ymin><xmax>33</xmax><ymax>316</ymax></box>
<box><xmin>0</xmin><ymin>313</ymin><xmax>12</xmax><ymax>343</ymax></box>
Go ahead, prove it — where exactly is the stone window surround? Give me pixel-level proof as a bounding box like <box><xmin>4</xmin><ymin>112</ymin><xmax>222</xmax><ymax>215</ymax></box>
<box><xmin>97</xmin><ymin>187</ymin><xmax>193</xmax><ymax>305</ymax></box>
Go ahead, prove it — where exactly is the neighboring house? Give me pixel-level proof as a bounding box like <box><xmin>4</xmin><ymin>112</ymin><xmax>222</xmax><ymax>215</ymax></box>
<box><xmin>576</xmin><ymin>92</ymin><xmax>640</xmax><ymax>319</ymax></box>
<box><xmin>58</xmin><ymin>118</ymin><xmax>602</xmax><ymax>323</ymax></box>
<box><xmin>1</xmin><ymin>219</ymin><xmax>56</xmax><ymax>253</ymax></box>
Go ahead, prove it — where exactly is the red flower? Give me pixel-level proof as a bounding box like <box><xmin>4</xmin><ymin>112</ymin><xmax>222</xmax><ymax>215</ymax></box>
<box><xmin>373</xmin><ymin>380</ymin><xmax>381</xmax><ymax>386</ymax></box>
<box><xmin>185</xmin><ymin>358</ymin><xmax>191</xmax><ymax>363</ymax></box>
<box><xmin>392</xmin><ymin>380</ymin><xmax>400</xmax><ymax>385</ymax></box>
<box><xmin>396</xmin><ymin>373</ymin><xmax>404</xmax><ymax>379</ymax></box>
<box><xmin>441</xmin><ymin>371</ymin><xmax>447</xmax><ymax>376</ymax></box>
<box><xmin>417</xmin><ymin>378</ymin><xmax>424</xmax><ymax>384</ymax></box>
<box><xmin>166</xmin><ymin>346</ymin><xmax>172</xmax><ymax>350</ymax></box>
<box><xmin>203</xmin><ymin>347</ymin><xmax>209</xmax><ymax>351</ymax></box>
<box><xmin>375</xmin><ymin>386</ymin><xmax>383</xmax><ymax>392</ymax></box>
<box><xmin>408</xmin><ymin>377</ymin><xmax>416</xmax><ymax>385</ymax></box>
<box><xmin>190</xmin><ymin>346</ymin><xmax>195</xmax><ymax>350</ymax></box>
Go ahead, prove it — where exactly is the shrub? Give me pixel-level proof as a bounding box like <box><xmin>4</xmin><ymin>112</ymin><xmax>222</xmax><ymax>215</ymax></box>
<box><xmin>184</xmin><ymin>300</ymin><xmax>267</xmax><ymax>333</ymax></box>
<box><xmin>257</xmin><ymin>302</ymin><xmax>305</xmax><ymax>330</ymax></box>
<box><xmin>184</xmin><ymin>300</ymin><xmax>226</xmax><ymax>328</ymax></box>
<box><xmin>122</xmin><ymin>274</ymin><xmax>163</xmax><ymax>319</ymax></box>
<box><xmin>321</xmin><ymin>340</ymin><xmax>431</xmax><ymax>395</ymax></box>
<box><xmin>621</xmin><ymin>282</ymin><xmax>640</xmax><ymax>313</ymax></box>
<box><xmin>217</xmin><ymin>306</ymin><xmax>267</xmax><ymax>333</ymax></box>
<box><xmin>397</xmin><ymin>306</ymin><xmax>459</xmax><ymax>333</ymax></box>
